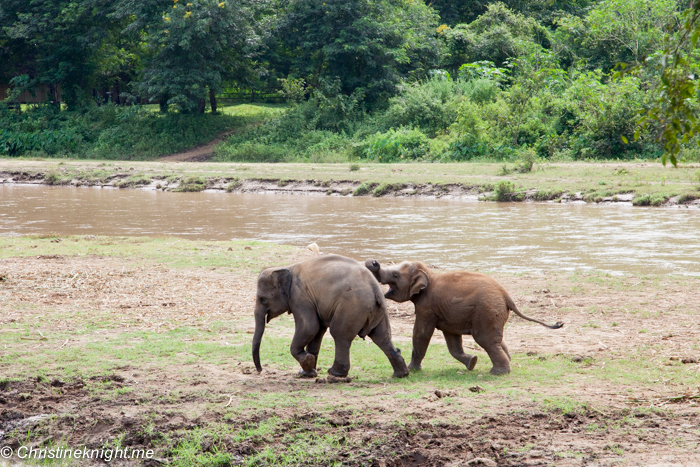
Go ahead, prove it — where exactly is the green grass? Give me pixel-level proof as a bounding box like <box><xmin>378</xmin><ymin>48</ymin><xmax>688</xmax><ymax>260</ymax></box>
<box><xmin>0</xmin><ymin>235</ymin><xmax>295</xmax><ymax>272</ymax></box>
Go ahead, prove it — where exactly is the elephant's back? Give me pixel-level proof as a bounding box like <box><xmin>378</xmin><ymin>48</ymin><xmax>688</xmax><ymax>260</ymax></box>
<box><xmin>305</xmin><ymin>254</ymin><xmax>378</xmax><ymax>287</ymax></box>
<box><xmin>300</xmin><ymin>254</ymin><xmax>386</xmax><ymax>310</ymax></box>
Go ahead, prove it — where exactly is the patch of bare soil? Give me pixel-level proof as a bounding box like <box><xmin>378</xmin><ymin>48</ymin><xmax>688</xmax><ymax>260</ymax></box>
<box><xmin>157</xmin><ymin>130</ymin><xmax>235</xmax><ymax>162</ymax></box>
<box><xmin>2</xmin><ymin>375</ymin><xmax>699</xmax><ymax>466</ymax></box>
<box><xmin>2</xmin><ymin>256</ymin><xmax>700</xmax><ymax>465</ymax></box>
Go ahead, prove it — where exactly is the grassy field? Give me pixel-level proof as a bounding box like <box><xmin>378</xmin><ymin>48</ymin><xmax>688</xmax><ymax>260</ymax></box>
<box><xmin>2</xmin><ymin>158</ymin><xmax>700</xmax><ymax>205</ymax></box>
<box><xmin>1</xmin><ymin>236</ymin><xmax>699</xmax><ymax>466</ymax></box>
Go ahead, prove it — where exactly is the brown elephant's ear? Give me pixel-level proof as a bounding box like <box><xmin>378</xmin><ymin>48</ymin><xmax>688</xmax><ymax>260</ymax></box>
<box><xmin>410</xmin><ymin>270</ymin><xmax>429</xmax><ymax>297</ymax></box>
<box><xmin>272</xmin><ymin>269</ymin><xmax>292</xmax><ymax>298</ymax></box>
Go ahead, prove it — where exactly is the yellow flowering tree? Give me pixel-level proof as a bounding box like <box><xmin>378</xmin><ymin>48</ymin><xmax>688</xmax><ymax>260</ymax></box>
<box><xmin>128</xmin><ymin>0</ymin><xmax>256</xmax><ymax>112</ymax></box>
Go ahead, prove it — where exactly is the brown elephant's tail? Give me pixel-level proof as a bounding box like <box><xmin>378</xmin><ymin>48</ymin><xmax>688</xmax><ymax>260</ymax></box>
<box><xmin>506</xmin><ymin>295</ymin><xmax>564</xmax><ymax>329</ymax></box>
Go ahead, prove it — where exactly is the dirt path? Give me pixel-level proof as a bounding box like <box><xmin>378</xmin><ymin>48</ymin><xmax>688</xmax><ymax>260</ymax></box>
<box><xmin>157</xmin><ymin>131</ymin><xmax>234</xmax><ymax>162</ymax></box>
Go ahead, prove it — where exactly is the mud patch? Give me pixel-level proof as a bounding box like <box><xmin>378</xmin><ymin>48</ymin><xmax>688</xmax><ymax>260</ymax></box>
<box><xmin>2</xmin><ymin>378</ymin><xmax>699</xmax><ymax>467</ymax></box>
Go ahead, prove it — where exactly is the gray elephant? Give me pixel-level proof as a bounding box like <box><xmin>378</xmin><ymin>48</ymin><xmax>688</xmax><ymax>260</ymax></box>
<box><xmin>365</xmin><ymin>260</ymin><xmax>563</xmax><ymax>375</ymax></box>
<box><xmin>252</xmin><ymin>254</ymin><xmax>409</xmax><ymax>378</ymax></box>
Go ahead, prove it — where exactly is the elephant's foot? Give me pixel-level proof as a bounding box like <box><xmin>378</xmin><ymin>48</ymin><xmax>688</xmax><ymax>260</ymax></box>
<box><xmin>392</xmin><ymin>368</ymin><xmax>409</xmax><ymax>378</ymax></box>
<box><xmin>489</xmin><ymin>365</ymin><xmax>510</xmax><ymax>375</ymax></box>
<box><xmin>408</xmin><ymin>362</ymin><xmax>422</xmax><ymax>372</ymax></box>
<box><xmin>465</xmin><ymin>355</ymin><xmax>478</xmax><ymax>371</ymax></box>
<box><xmin>299</xmin><ymin>353</ymin><xmax>316</xmax><ymax>373</ymax></box>
<box><xmin>328</xmin><ymin>364</ymin><xmax>350</xmax><ymax>378</ymax></box>
<box><xmin>298</xmin><ymin>368</ymin><xmax>318</xmax><ymax>378</ymax></box>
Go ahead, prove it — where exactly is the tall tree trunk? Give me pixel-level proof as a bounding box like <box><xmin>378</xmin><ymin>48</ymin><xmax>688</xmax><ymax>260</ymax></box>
<box><xmin>209</xmin><ymin>88</ymin><xmax>217</xmax><ymax>113</ymax></box>
<box><xmin>159</xmin><ymin>96</ymin><xmax>168</xmax><ymax>113</ymax></box>
<box><xmin>197</xmin><ymin>97</ymin><xmax>206</xmax><ymax>114</ymax></box>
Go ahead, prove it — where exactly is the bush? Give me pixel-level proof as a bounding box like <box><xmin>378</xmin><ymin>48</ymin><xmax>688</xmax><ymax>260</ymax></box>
<box><xmin>0</xmin><ymin>103</ymin><xmax>242</xmax><ymax>159</ymax></box>
<box><xmin>382</xmin><ymin>78</ymin><xmax>466</xmax><ymax>137</ymax></box>
<box><xmin>491</xmin><ymin>181</ymin><xmax>524</xmax><ymax>201</ymax></box>
<box><xmin>361</xmin><ymin>128</ymin><xmax>431</xmax><ymax>162</ymax></box>
<box><xmin>632</xmin><ymin>194</ymin><xmax>668</xmax><ymax>206</ymax></box>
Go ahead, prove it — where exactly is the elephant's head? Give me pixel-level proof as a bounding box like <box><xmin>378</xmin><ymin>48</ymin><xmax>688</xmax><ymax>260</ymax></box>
<box><xmin>365</xmin><ymin>260</ymin><xmax>429</xmax><ymax>303</ymax></box>
<box><xmin>252</xmin><ymin>267</ymin><xmax>292</xmax><ymax>372</ymax></box>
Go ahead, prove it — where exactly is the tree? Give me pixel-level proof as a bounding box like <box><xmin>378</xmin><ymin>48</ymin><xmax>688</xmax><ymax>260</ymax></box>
<box><xmin>442</xmin><ymin>3</ymin><xmax>551</xmax><ymax>72</ymax></box>
<box><xmin>127</xmin><ymin>0</ymin><xmax>256</xmax><ymax>113</ymax></box>
<box><xmin>1</xmin><ymin>0</ymin><xmax>121</xmax><ymax>109</ymax></box>
<box><xmin>427</xmin><ymin>0</ymin><xmax>595</xmax><ymax>27</ymax></box>
<box><xmin>635</xmin><ymin>0</ymin><xmax>700</xmax><ymax>165</ymax></box>
<box><xmin>270</xmin><ymin>0</ymin><xmax>442</xmax><ymax>106</ymax></box>
<box><xmin>555</xmin><ymin>0</ymin><xmax>677</xmax><ymax>73</ymax></box>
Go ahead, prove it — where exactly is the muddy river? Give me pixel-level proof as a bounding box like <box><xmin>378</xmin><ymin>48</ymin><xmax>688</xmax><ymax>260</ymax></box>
<box><xmin>1</xmin><ymin>185</ymin><xmax>699</xmax><ymax>275</ymax></box>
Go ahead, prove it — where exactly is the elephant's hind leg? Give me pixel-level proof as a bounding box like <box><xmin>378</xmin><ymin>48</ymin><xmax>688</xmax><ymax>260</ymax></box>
<box><xmin>368</xmin><ymin>316</ymin><xmax>409</xmax><ymax>378</ymax></box>
<box><xmin>501</xmin><ymin>340</ymin><xmax>512</xmax><ymax>362</ymax></box>
<box><xmin>472</xmin><ymin>330</ymin><xmax>510</xmax><ymax>375</ymax></box>
<box><xmin>444</xmin><ymin>333</ymin><xmax>478</xmax><ymax>371</ymax></box>
<box><xmin>328</xmin><ymin>338</ymin><xmax>352</xmax><ymax>377</ymax></box>
<box><xmin>291</xmin><ymin>316</ymin><xmax>321</xmax><ymax>378</ymax></box>
<box><xmin>306</xmin><ymin>326</ymin><xmax>328</xmax><ymax>369</ymax></box>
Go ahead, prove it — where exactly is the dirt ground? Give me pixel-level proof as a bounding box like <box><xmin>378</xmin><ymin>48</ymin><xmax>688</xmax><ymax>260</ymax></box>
<box><xmin>2</xmin><ymin>250</ymin><xmax>700</xmax><ymax>466</ymax></box>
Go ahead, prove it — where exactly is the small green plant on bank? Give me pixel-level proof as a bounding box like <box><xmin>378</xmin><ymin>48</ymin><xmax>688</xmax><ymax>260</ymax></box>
<box><xmin>492</xmin><ymin>181</ymin><xmax>524</xmax><ymax>201</ymax></box>
<box><xmin>174</xmin><ymin>177</ymin><xmax>206</xmax><ymax>192</ymax></box>
<box><xmin>352</xmin><ymin>182</ymin><xmax>377</xmax><ymax>196</ymax></box>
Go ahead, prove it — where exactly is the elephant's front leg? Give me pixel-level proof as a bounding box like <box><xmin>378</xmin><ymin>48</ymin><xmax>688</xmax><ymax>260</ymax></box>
<box><xmin>444</xmin><ymin>332</ymin><xmax>478</xmax><ymax>371</ymax></box>
<box><xmin>408</xmin><ymin>314</ymin><xmax>437</xmax><ymax>371</ymax></box>
<box><xmin>290</xmin><ymin>314</ymin><xmax>321</xmax><ymax>378</ymax></box>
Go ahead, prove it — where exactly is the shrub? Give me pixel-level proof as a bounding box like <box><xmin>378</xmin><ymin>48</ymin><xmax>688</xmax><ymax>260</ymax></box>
<box><xmin>491</xmin><ymin>181</ymin><xmax>524</xmax><ymax>201</ymax></box>
<box><xmin>381</xmin><ymin>77</ymin><xmax>470</xmax><ymax>137</ymax></box>
<box><xmin>515</xmin><ymin>147</ymin><xmax>536</xmax><ymax>173</ymax></box>
<box><xmin>361</xmin><ymin>128</ymin><xmax>430</xmax><ymax>162</ymax></box>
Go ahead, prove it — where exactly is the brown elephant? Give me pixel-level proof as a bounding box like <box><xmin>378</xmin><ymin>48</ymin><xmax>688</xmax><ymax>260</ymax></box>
<box><xmin>365</xmin><ymin>259</ymin><xmax>563</xmax><ymax>375</ymax></box>
<box><xmin>253</xmin><ymin>254</ymin><xmax>409</xmax><ymax>378</ymax></box>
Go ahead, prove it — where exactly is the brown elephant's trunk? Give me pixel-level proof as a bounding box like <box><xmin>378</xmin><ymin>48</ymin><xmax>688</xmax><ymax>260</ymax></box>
<box><xmin>365</xmin><ymin>259</ymin><xmax>384</xmax><ymax>282</ymax></box>
<box><xmin>252</xmin><ymin>305</ymin><xmax>267</xmax><ymax>372</ymax></box>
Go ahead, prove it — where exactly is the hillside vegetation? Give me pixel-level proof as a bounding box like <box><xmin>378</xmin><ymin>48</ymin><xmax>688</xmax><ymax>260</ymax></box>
<box><xmin>2</xmin><ymin>0</ymin><xmax>699</xmax><ymax>163</ymax></box>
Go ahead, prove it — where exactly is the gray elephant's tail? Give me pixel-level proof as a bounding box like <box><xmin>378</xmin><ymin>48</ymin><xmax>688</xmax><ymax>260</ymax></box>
<box><xmin>506</xmin><ymin>295</ymin><xmax>564</xmax><ymax>329</ymax></box>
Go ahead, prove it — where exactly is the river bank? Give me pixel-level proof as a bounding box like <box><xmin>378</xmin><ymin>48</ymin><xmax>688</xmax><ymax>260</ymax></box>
<box><xmin>1</xmin><ymin>235</ymin><xmax>699</xmax><ymax>466</ymax></box>
<box><xmin>2</xmin><ymin>159</ymin><xmax>700</xmax><ymax>206</ymax></box>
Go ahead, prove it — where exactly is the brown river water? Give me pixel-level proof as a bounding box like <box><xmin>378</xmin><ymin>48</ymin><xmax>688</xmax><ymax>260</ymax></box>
<box><xmin>1</xmin><ymin>185</ymin><xmax>699</xmax><ymax>276</ymax></box>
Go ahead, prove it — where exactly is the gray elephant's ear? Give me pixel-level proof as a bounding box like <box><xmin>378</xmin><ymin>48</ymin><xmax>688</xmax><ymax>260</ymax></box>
<box><xmin>410</xmin><ymin>270</ymin><xmax>429</xmax><ymax>297</ymax></box>
<box><xmin>272</xmin><ymin>269</ymin><xmax>292</xmax><ymax>298</ymax></box>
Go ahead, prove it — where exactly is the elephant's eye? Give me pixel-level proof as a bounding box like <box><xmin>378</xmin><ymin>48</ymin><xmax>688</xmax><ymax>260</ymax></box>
<box><xmin>260</xmin><ymin>297</ymin><xmax>267</xmax><ymax>305</ymax></box>
<box><xmin>392</xmin><ymin>273</ymin><xmax>399</xmax><ymax>279</ymax></box>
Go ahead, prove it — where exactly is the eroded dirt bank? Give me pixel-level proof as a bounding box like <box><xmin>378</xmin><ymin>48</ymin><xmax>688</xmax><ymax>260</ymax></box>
<box><xmin>2</xmin><ymin>159</ymin><xmax>700</xmax><ymax>206</ymax></box>
<box><xmin>2</xmin><ymin>239</ymin><xmax>700</xmax><ymax>465</ymax></box>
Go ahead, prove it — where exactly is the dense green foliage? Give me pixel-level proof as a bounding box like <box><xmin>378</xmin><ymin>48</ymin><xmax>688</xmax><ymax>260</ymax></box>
<box><xmin>0</xmin><ymin>104</ymin><xmax>246</xmax><ymax>158</ymax></box>
<box><xmin>1</xmin><ymin>0</ymin><xmax>698</xmax><ymax>162</ymax></box>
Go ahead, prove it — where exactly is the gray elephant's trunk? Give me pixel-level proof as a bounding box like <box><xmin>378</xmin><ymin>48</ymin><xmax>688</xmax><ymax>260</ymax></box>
<box><xmin>252</xmin><ymin>305</ymin><xmax>266</xmax><ymax>372</ymax></box>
